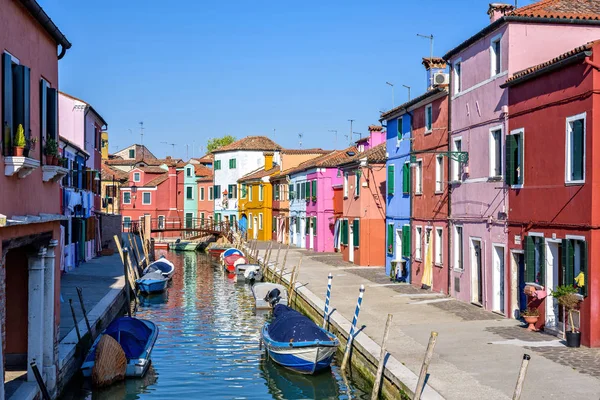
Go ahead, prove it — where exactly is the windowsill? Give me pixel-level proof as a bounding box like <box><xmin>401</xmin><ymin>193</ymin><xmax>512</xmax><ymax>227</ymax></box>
<box><xmin>487</xmin><ymin>176</ymin><xmax>503</xmax><ymax>182</ymax></box>
<box><xmin>4</xmin><ymin>156</ymin><xmax>40</xmax><ymax>178</ymax></box>
<box><xmin>565</xmin><ymin>180</ymin><xmax>585</xmax><ymax>186</ymax></box>
<box><xmin>414</xmin><ymin>192</ymin><xmax>423</xmax><ymax>196</ymax></box>
<box><xmin>434</xmin><ymin>263</ymin><xmax>443</xmax><ymax>268</ymax></box>
<box><xmin>415</xmin><ymin>257</ymin><xmax>422</xmax><ymax>262</ymax></box>
<box><xmin>42</xmin><ymin>165</ymin><xmax>69</xmax><ymax>182</ymax></box>
<box><xmin>511</xmin><ymin>184</ymin><xmax>523</xmax><ymax>189</ymax></box>
<box><xmin>424</xmin><ymin>130</ymin><xmax>432</xmax><ymax>135</ymax></box>
<box><xmin>434</xmin><ymin>190</ymin><xmax>443</xmax><ymax>195</ymax></box>
<box><xmin>453</xmin><ymin>268</ymin><xmax>464</xmax><ymax>272</ymax></box>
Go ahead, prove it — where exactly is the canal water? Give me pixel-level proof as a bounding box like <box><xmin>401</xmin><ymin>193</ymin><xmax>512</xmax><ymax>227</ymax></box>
<box><xmin>62</xmin><ymin>251</ymin><xmax>370</xmax><ymax>399</ymax></box>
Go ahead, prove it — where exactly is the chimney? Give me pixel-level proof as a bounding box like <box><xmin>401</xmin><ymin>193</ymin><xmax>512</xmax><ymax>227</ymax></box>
<box><xmin>368</xmin><ymin>125</ymin><xmax>385</xmax><ymax>147</ymax></box>
<box><xmin>264</xmin><ymin>152</ymin><xmax>274</xmax><ymax>170</ymax></box>
<box><xmin>488</xmin><ymin>3</ymin><xmax>514</xmax><ymax>23</ymax></box>
<box><xmin>422</xmin><ymin>57</ymin><xmax>447</xmax><ymax>90</ymax></box>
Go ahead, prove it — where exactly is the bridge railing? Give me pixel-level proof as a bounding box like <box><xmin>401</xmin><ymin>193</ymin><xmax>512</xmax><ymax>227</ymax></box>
<box><xmin>123</xmin><ymin>217</ymin><xmax>241</xmax><ymax>241</ymax></box>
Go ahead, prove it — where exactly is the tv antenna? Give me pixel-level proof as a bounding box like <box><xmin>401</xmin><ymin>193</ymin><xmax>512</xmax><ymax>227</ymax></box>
<box><xmin>328</xmin><ymin>130</ymin><xmax>338</xmax><ymax>149</ymax></box>
<box><xmin>298</xmin><ymin>133</ymin><xmax>304</xmax><ymax>148</ymax></box>
<box><xmin>417</xmin><ymin>33</ymin><xmax>434</xmax><ymax>61</ymax></box>
<box><xmin>348</xmin><ymin>119</ymin><xmax>355</xmax><ymax>145</ymax></box>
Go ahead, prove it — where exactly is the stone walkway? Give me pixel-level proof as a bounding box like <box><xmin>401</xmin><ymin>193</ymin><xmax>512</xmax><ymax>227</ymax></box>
<box><xmin>258</xmin><ymin>243</ymin><xmax>600</xmax><ymax>399</ymax></box>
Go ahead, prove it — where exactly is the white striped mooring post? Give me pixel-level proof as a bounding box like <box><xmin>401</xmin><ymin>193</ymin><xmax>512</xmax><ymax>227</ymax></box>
<box><xmin>323</xmin><ymin>273</ymin><xmax>333</xmax><ymax>328</ymax></box>
<box><xmin>341</xmin><ymin>284</ymin><xmax>365</xmax><ymax>372</ymax></box>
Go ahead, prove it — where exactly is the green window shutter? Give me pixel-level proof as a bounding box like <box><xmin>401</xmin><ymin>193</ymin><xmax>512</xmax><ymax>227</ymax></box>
<box><xmin>561</xmin><ymin>239</ymin><xmax>570</xmax><ymax>286</ymax></box>
<box><xmin>505</xmin><ymin>135</ymin><xmax>517</xmax><ymax>185</ymax></box>
<box><xmin>402</xmin><ymin>225</ymin><xmax>410</xmax><ymax>258</ymax></box>
<box><xmin>397</xmin><ymin>117</ymin><xmax>402</xmax><ymax>140</ymax></box>
<box><xmin>387</xmin><ymin>224</ymin><xmax>394</xmax><ymax>254</ymax></box>
<box><xmin>313</xmin><ymin>217</ymin><xmax>317</xmax><ymax>235</ymax></box>
<box><xmin>537</xmin><ymin>237</ymin><xmax>545</xmax><ymax>284</ymax></box>
<box><xmin>312</xmin><ymin>180</ymin><xmax>317</xmax><ymax>199</ymax></box>
<box><xmin>13</xmin><ymin>65</ymin><xmax>30</xmax><ymax>143</ymax></box>
<box><xmin>274</xmin><ymin>185</ymin><xmax>280</xmax><ymax>199</ymax></box>
<box><xmin>47</xmin><ymin>87</ymin><xmax>58</xmax><ymax>141</ymax></box>
<box><xmin>517</xmin><ymin>134</ymin><xmax>524</xmax><ymax>185</ymax></box>
<box><xmin>525</xmin><ymin>236</ymin><xmax>535</xmax><ymax>283</ymax></box>
<box><xmin>3</xmin><ymin>53</ymin><xmax>13</xmax><ymax>155</ymax></box>
<box><xmin>387</xmin><ymin>165</ymin><xmax>395</xmax><ymax>195</ymax></box>
<box><xmin>296</xmin><ymin>183</ymin><xmax>300</xmax><ymax>199</ymax></box>
<box><xmin>402</xmin><ymin>163</ymin><xmax>410</xmax><ymax>194</ymax></box>
<box><xmin>353</xmin><ymin>219</ymin><xmax>359</xmax><ymax>247</ymax></box>
<box><xmin>305</xmin><ymin>182</ymin><xmax>310</xmax><ymax>198</ymax></box>
<box><xmin>342</xmin><ymin>220</ymin><xmax>348</xmax><ymax>245</ymax></box>
<box><xmin>355</xmin><ymin>172</ymin><xmax>360</xmax><ymax>197</ymax></box>
<box><xmin>572</xmin><ymin>119</ymin><xmax>584</xmax><ymax>181</ymax></box>
<box><xmin>289</xmin><ymin>184</ymin><xmax>294</xmax><ymax>199</ymax></box>
<box><xmin>580</xmin><ymin>240</ymin><xmax>588</xmax><ymax>296</ymax></box>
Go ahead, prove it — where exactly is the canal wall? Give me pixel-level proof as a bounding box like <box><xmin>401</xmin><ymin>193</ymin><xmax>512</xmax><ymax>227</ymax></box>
<box><xmin>248</xmin><ymin>247</ymin><xmax>444</xmax><ymax>400</ymax></box>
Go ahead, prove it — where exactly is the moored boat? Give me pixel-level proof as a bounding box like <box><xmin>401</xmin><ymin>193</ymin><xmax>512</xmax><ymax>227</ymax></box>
<box><xmin>261</xmin><ymin>305</ymin><xmax>339</xmax><ymax>374</ymax></box>
<box><xmin>223</xmin><ymin>248</ymin><xmax>244</xmax><ymax>258</ymax></box>
<box><xmin>82</xmin><ymin>317</ymin><xmax>159</xmax><ymax>379</ymax></box>
<box><xmin>143</xmin><ymin>256</ymin><xmax>175</xmax><ymax>279</ymax></box>
<box><xmin>169</xmin><ymin>240</ymin><xmax>200</xmax><ymax>252</ymax></box>
<box><xmin>252</xmin><ymin>282</ymin><xmax>288</xmax><ymax>309</ymax></box>
<box><xmin>136</xmin><ymin>271</ymin><xmax>169</xmax><ymax>294</ymax></box>
<box><xmin>207</xmin><ymin>245</ymin><xmax>229</xmax><ymax>259</ymax></box>
<box><xmin>154</xmin><ymin>242</ymin><xmax>169</xmax><ymax>250</ymax></box>
<box><xmin>239</xmin><ymin>264</ymin><xmax>263</xmax><ymax>282</ymax></box>
<box><xmin>222</xmin><ymin>254</ymin><xmax>246</xmax><ymax>273</ymax></box>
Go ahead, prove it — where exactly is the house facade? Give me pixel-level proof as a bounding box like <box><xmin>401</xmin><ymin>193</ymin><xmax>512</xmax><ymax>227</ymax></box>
<box><xmin>501</xmin><ymin>41</ymin><xmax>600</xmax><ymax>346</ymax></box>
<box><xmin>444</xmin><ymin>1</ymin><xmax>600</xmax><ymax>314</ymax></box>
<box><xmin>337</xmin><ymin>142</ymin><xmax>387</xmax><ymax>266</ymax></box>
<box><xmin>212</xmin><ymin>136</ymin><xmax>281</xmax><ymax>223</ymax></box>
<box><xmin>196</xmin><ymin>164</ymin><xmax>214</xmax><ymax>225</ymax></box>
<box><xmin>0</xmin><ymin>0</ymin><xmax>71</xmax><ymax>397</ymax></box>
<box><xmin>101</xmin><ymin>163</ymin><xmax>127</xmax><ymax>215</ymax></box>
<box><xmin>180</xmin><ymin>162</ymin><xmax>198</xmax><ymax>228</ymax></box>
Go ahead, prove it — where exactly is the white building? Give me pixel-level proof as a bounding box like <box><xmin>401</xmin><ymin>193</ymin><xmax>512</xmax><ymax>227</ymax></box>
<box><xmin>212</xmin><ymin>136</ymin><xmax>281</xmax><ymax>224</ymax></box>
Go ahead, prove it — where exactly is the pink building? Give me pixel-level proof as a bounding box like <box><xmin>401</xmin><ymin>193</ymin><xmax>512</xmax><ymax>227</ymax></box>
<box><xmin>444</xmin><ymin>1</ymin><xmax>600</xmax><ymax>316</ymax></box>
<box><xmin>196</xmin><ymin>164</ymin><xmax>214</xmax><ymax>223</ymax></box>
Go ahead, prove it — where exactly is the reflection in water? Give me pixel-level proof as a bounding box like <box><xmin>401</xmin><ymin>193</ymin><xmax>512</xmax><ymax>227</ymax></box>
<box><xmin>62</xmin><ymin>252</ymin><xmax>368</xmax><ymax>399</ymax></box>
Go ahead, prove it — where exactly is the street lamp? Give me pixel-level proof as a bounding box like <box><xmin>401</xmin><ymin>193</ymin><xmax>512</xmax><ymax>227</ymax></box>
<box><xmin>402</xmin><ymin>84</ymin><xmax>411</xmax><ymax>101</ymax></box>
<box><xmin>386</xmin><ymin>81</ymin><xmax>395</xmax><ymax>107</ymax></box>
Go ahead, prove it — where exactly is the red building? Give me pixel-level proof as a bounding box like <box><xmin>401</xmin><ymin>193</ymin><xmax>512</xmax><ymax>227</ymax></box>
<box><xmin>410</xmin><ymin>60</ymin><xmax>450</xmax><ymax>294</ymax></box>
<box><xmin>502</xmin><ymin>41</ymin><xmax>600</xmax><ymax>346</ymax></box>
<box><xmin>0</xmin><ymin>0</ymin><xmax>71</xmax><ymax>397</ymax></box>
<box><xmin>196</xmin><ymin>164</ymin><xmax>214</xmax><ymax>224</ymax></box>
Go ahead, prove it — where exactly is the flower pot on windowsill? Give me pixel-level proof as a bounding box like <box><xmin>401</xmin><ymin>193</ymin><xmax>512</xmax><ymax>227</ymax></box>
<box><xmin>13</xmin><ymin>146</ymin><xmax>24</xmax><ymax>157</ymax></box>
<box><xmin>46</xmin><ymin>155</ymin><xmax>55</xmax><ymax>165</ymax></box>
<box><xmin>52</xmin><ymin>156</ymin><xmax>59</xmax><ymax>166</ymax></box>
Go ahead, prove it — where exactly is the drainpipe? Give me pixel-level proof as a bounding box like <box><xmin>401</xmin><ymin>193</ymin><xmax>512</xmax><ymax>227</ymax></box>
<box><xmin>406</xmin><ymin>110</ymin><xmax>414</xmax><ymax>284</ymax></box>
<box><xmin>447</xmin><ymin>64</ymin><xmax>453</xmax><ymax>296</ymax></box>
<box><xmin>585</xmin><ymin>56</ymin><xmax>600</xmax><ymax>71</ymax></box>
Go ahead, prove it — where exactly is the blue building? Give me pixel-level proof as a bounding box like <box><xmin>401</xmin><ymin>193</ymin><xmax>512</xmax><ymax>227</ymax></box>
<box><xmin>381</xmin><ymin>107</ymin><xmax>412</xmax><ymax>281</ymax></box>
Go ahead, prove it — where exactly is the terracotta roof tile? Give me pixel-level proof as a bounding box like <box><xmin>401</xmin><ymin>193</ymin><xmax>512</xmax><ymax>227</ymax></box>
<box><xmin>211</xmin><ymin>136</ymin><xmax>282</xmax><ymax>153</ymax></box>
<box><xmin>509</xmin><ymin>0</ymin><xmax>600</xmax><ymax>20</ymax></box>
<box><xmin>502</xmin><ymin>41</ymin><xmax>594</xmax><ymax>87</ymax></box>
<box><xmin>138</xmin><ymin>166</ymin><xmax>167</xmax><ymax>174</ymax></box>
<box><xmin>368</xmin><ymin>125</ymin><xmax>383</xmax><ymax>132</ymax></box>
<box><xmin>338</xmin><ymin>143</ymin><xmax>387</xmax><ymax>166</ymax></box>
<box><xmin>280</xmin><ymin>148</ymin><xmax>331</xmax><ymax>155</ymax></box>
<box><xmin>282</xmin><ymin>147</ymin><xmax>358</xmax><ymax>176</ymax></box>
<box><xmin>101</xmin><ymin>164</ymin><xmax>128</xmax><ymax>182</ymax></box>
<box><xmin>194</xmin><ymin>164</ymin><xmax>213</xmax><ymax>177</ymax></box>
<box><xmin>380</xmin><ymin>87</ymin><xmax>447</xmax><ymax>120</ymax></box>
<box><xmin>421</xmin><ymin>57</ymin><xmax>447</xmax><ymax>70</ymax></box>
<box><xmin>238</xmin><ymin>166</ymin><xmax>279</xmax><ymax>182</ymax></box>
<box><xmin>144</xmin><ymin>174</ymin><xmax>169</xmax><ymax>187</ymax></box>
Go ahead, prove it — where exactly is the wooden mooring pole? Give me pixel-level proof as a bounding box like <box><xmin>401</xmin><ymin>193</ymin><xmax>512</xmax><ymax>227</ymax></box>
<box><xmin>76</xmin><ymin>287</ymin><xmax>92</xmax><ymax>335</ymax></box>
<box><xmin>123</xmin><ymin>248</ymin><xmax>132</xmax><ymax>318</ymax></box>
<box><xmin>512</xmin><ymin>354</ymin><xmax>531</xmax><ymax>400</ymax></box>
<box><xmin>68</xmin><ymin>299</ymin><xmax>81</xmax><ymax>342</ymax></box>
<box><xmin>371</xmin><ymin>314</ymin><xmax>393</xmax><ymax>400</ymax></box>
<box><xmin>413</xmin><ymin>331</ymin><xmax>438</xmax><ymax>400</ymax></box>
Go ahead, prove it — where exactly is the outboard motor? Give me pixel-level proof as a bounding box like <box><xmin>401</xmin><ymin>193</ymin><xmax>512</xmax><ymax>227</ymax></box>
<box><xmin>264</xmin><ymin>288</ymin><xmax>282</xmax><ymax>307</ymax></box>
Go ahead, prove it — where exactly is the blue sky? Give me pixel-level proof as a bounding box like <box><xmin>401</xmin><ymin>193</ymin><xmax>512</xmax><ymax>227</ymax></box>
<box><xmin>39</xmin><ymin>0</ymin><xmax>532</xmax><ymax>159</ymax></box>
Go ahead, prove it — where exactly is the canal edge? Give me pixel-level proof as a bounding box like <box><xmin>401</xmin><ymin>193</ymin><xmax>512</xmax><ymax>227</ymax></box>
<box><xmin>247</xmin><ymin>245</ymin><xmax>445</xmax><ymax>400</ymax></box>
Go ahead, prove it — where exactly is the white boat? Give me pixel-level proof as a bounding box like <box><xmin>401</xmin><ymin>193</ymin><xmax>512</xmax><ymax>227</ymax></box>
<box><xmin>143</xmin><ymin>256</ymin><xmax>175</xmax><ymax>279</ymax></box>
<box><xmin>252</xmin><ymin>282</ymin><xmax>289</xmax><ymax>309</ymax></box>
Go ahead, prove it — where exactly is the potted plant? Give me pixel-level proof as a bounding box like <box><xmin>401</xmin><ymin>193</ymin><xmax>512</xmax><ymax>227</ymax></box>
<box><xmin>44</xmin><ymin>137</ymin><xmax>58</xmax><ymax>165</ymax></box>
<box><xmin>552</xmin><ymin>285</ymin><xmax>582</xmax><ymax>347</ymax></box>
<box><xmin>13</xmin><ymin>124</ymin><xmax>26</xmax><ymax>157</ymax></box>
<box><xmin>521</xmin><ymin>308</ymin><xmax>540</xmax><ymax>331</ymax></box>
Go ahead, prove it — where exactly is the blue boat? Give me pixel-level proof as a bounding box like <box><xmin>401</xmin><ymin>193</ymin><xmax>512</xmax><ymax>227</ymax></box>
<box><xmin>136</xmin><ymin>271</ymin><xmax>168</xmax><ymax>294</ymax></box>
<box><xmin>261</xmin><ymin>305</ymin><xmax>339</xmax><ymax>374</ymax></box>
<box><xmin>81</xmin><ymin>317</ymin><xmax>159</xmax><ymax>378</ymax></box>
<box><xmin>143</xmin><ymin>256</ymin><xmax>175</xmax><ymax>280</ymax></box>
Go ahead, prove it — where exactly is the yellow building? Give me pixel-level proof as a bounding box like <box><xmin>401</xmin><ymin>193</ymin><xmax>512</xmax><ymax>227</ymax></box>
<box><xmin>238</xmin><ymin>153</ymin><xmax>276</xmax><ymax>241</ymax></box>
<box><xmin>101</xmin><ymin>131</ymin><xmax>109</xmax><ymax>160</ymax></box>
<box><xmin>100</xmin><ymin>164</ymin><xmax>128</xmax><ymax>214</ymax></box>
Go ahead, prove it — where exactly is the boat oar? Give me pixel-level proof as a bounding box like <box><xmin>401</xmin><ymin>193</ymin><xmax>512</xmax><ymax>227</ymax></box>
<box><xmin>76</xmin><ymin>287</ymin><xmax>92</xmax><ymax>336</ymax></box>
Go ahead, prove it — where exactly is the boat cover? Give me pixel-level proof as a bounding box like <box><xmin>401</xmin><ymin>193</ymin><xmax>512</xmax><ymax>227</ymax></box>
<box><xmin>138</xmin><ymin>271</ymin><xmax>165</xmax><ymax>282</ymax></box>
<box><xmin>224</xmin><ymin>254</ymin><xmax>245</xmax><ymax>265</ymax></box>
<box><xmin>146</xmin><ymin>260</ymin><xmax>173</xmax><ymax>274</ymax></box>
<box><xmin>104</xmin><ymin>317</ymin><xmax>152</xmax><ymax>359</ymax></box>
<box><xmin>268</xmin><ymin>305</ymin><xmax>330</xmax><ymax>343</ymax></box>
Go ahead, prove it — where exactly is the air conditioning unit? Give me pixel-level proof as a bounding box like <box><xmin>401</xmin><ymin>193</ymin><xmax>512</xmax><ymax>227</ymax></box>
<box><xmin>433</xmin><ymin>72</ymin><xmax>449</xmax><ymax>86</ymax></box>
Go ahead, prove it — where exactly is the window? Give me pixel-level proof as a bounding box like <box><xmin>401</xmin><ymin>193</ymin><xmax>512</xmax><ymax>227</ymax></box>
<box><xmin>214</xmin><ymin>160</ymin><xmax>221</xmax><ymax>170</ymax></box>
<box><xmin>158</xmin><ymin>216</ymin><xmax>165</xmax><ymax>229</ymax></box>
<box><xmin>123</xmin><ymin>192</ymin><xmax>131</xmax><ymax>204</ymax></box>
<box><xmin>249</xmin><ymin>185</ymin><xmax>253</xmax><ymax>201</ymax></box>
<box><xmin>312</xmin><ymin>216</ymin><xmax>317</xmax><ymax>235</ymax></box>
<box><xmin>274</xmin><ymin>184</ymin><xmax>280</xmax><ymax>200</ymax></box>
<box><xmin>228</xmin><ymin>184</ymin><xmax>237</xmax><ymax>199</ymax></box>
<box><xmin>453</xmin><ymin>60</ymin><xmax>462</xmax><ymax>95</ymax></box>
<box><xmin>259</xmin><ymin>213</ymin><xmax>263</xmax><ymax>230</ymax></box>
<box><xmin>249</xmin><ymin>213</ymin><xmax>253</xmax><ymax>229</ymax></box>
<box><xmin>185</xmin><ymin>213</ymin><xmax>193</xmax><ymax>228</ymax></box>
<box><xmin>490</xmin><ymin>35</ymin><xmax>501</xmax><ymax>76</ymax></box>
<box><xmin>451</xmin><ymin>138</ymin><xmax>463</xmax><ymax>182</ymax></box>
<box><xmin>402</xmin><ymin>225</ymin><xmax>410</xmax><ymax>258</ymax></box>
<box><xmin>387</xmin><ymin>223</ymin><xmax>394</xmax><ymax>254</ymax></box>
<box><xmin>397</xmin><ymin>117</ymin><xmax>403</xmax><ymax>141</ymax></box>
<box><xmin>343</xmin><ymin>173</ymin><xmax>349</xmax><ymax>197</ymax></box>
<box><xmin>214</xmin><ymin>185</ymin><xmax>221</xmax><ymax>199</ymax></box>
<box><xmin>454</xmin><ymin>226</ymin><xmax>463</xmax><ymax>270</ymax></box>
<box><xmin>39</xmin><ymin>78</ymin><xmax>57</xmax><ymax>157</ymax></box>
<box><xmin>186</xmin><ymin>167</ymin><xmax>192</xmax><ymax>177</ymax></box>
<box><xmin>415</xmin><ymin>227</ymin><xmax>422</xmax><ymax>260</ymax></box>
<box><xmin>354</xmin><ymin>172</ymin><xmax>360</xmax><ymax>197</ymax></box>
<box><xmin>106</xmin><ymin>185</ymin><xmax>116</xmax><ymax>197</ymax></box>
<box><xmin>562</xmin><ymin>238</ymin><xmax>588</xmax><ymax>296</ymax></box>
<box><xmin>305</xmin><ymin>181</ymin><xmax>310</xmax><ymax>199</ymax></box>
<box><xmin>200</xmin><ymin>212</ymin><xmax>205</xmax><ymax>225</ymax></box>
<box><xmin>186</xmin><ymin>186</ymin><xmax>193</xmax><ymax>199</ymax></box>
<box><xmin>425</xmin><ymin>104</ymin><xmax>433</xmax><ymax>133</ymax></box>
<box><xmin>525</xmin><ymin>236</ymin><xmax>545</xmax><ymax>285</ymax></box>
<box><xmin>259</xmin><ymin>185</ymin><xmax>263</xmax><ymax>201</ymax></box>
<box><xmin>402</xmin><ymin>163</ymin><xmax>410</xmax><ymax>194</ymax></box>
<box><xmin>353</xmin><ymin>219</ymin><xmax>360</xmax><ymax>247</ymax></box>
<box><xmin>415</xmin><ymin>160</ymin><xmax>422</xmax><ymax>194</ymax></box>
<box><xmin>505</xmin><ymin>131</ymin><xmax>523</xmax><ymax>186</ymax></box>
<box><xmin>387</xmin><ymin>165</ymin><xmax>395</xmax><ymax>195</ymax></box>
<box><xmin>123</xmin><ymin>216</ymin><xmax>131</xmax><ymax>228</ymax></box>
<box><xmin>229</xmin><ymin>158</ymin><xmax>236</xmax><ymax>169</ymax></box>
<box><xmin>142</xmin><ymin>192</ymin><xmax>151</xmax><ymax>204</ymax></box>
<box><xmin>2</xmin><ymin>53</ymin><xmax>31</xmax><ymax>157</ymax></box>
<box><xmin>209</xmin><ymin>186</ymin><xmax>213</xmax><ymax>200</ymax></box>
<box><xmin>128</xmin><ymin>149</ymin><xmax>135</xmax><ymax>159</ymax></box>
<box><xmin>200</xmin><ymin>187</ymin><xmax>205</xmax><ymax>201</ymax></box>
<box><xmin>231</xmin><ymin>214</ymin><xmax>236</xmax><ymax>226</ymax></box>
<box><xmin>341</xmin><ymin>219</ymin><xmax>349</xmax><ymax>245</ymax></box>
<box><xmin>490</xmin><ymin>128</ymin><xmax>502</xmax><ymax>178</ymax></box>
<box><xmin>566</xmin><ymin>113</ymin><xmax>585</xmax><ymax>183</ymax></box>
<box><xmin>133</xmin><ymin>172</ymin><xmax>141</xmax><ymax>182</ymax></box>
<box><xmin>435</xmin><ymin>156</ymin><xmax>443</xmax><ymax>192</ymax></box>
<box><xmin>241</xmin><ymin>184</ymin><xmax>248</xmax><ymax>199</ymax></box>
<box><xmin>296</xmin><ymin>183</ymin><xmax>300</xmax><ymax>200</ymax></box>
<box><xmin>312</xmin><ymin>180</ymin><xmax>317</xmax><ymax>200</ymax></box>
<box><xmin>289</xmin><ymin>183</ymin><xmax>295</xmax><ymax>200</ymax></box>
<box><xmin>435</xmin><ymin>228</ymin><xmax>443</xmax><ymax>265</ymax></box>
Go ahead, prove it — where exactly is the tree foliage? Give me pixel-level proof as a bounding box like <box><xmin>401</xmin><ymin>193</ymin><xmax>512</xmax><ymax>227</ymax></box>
<box><xmin>207</xmin><ymin>135</ymin><xmax>236</xmax><ymax>153</ymax></box>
